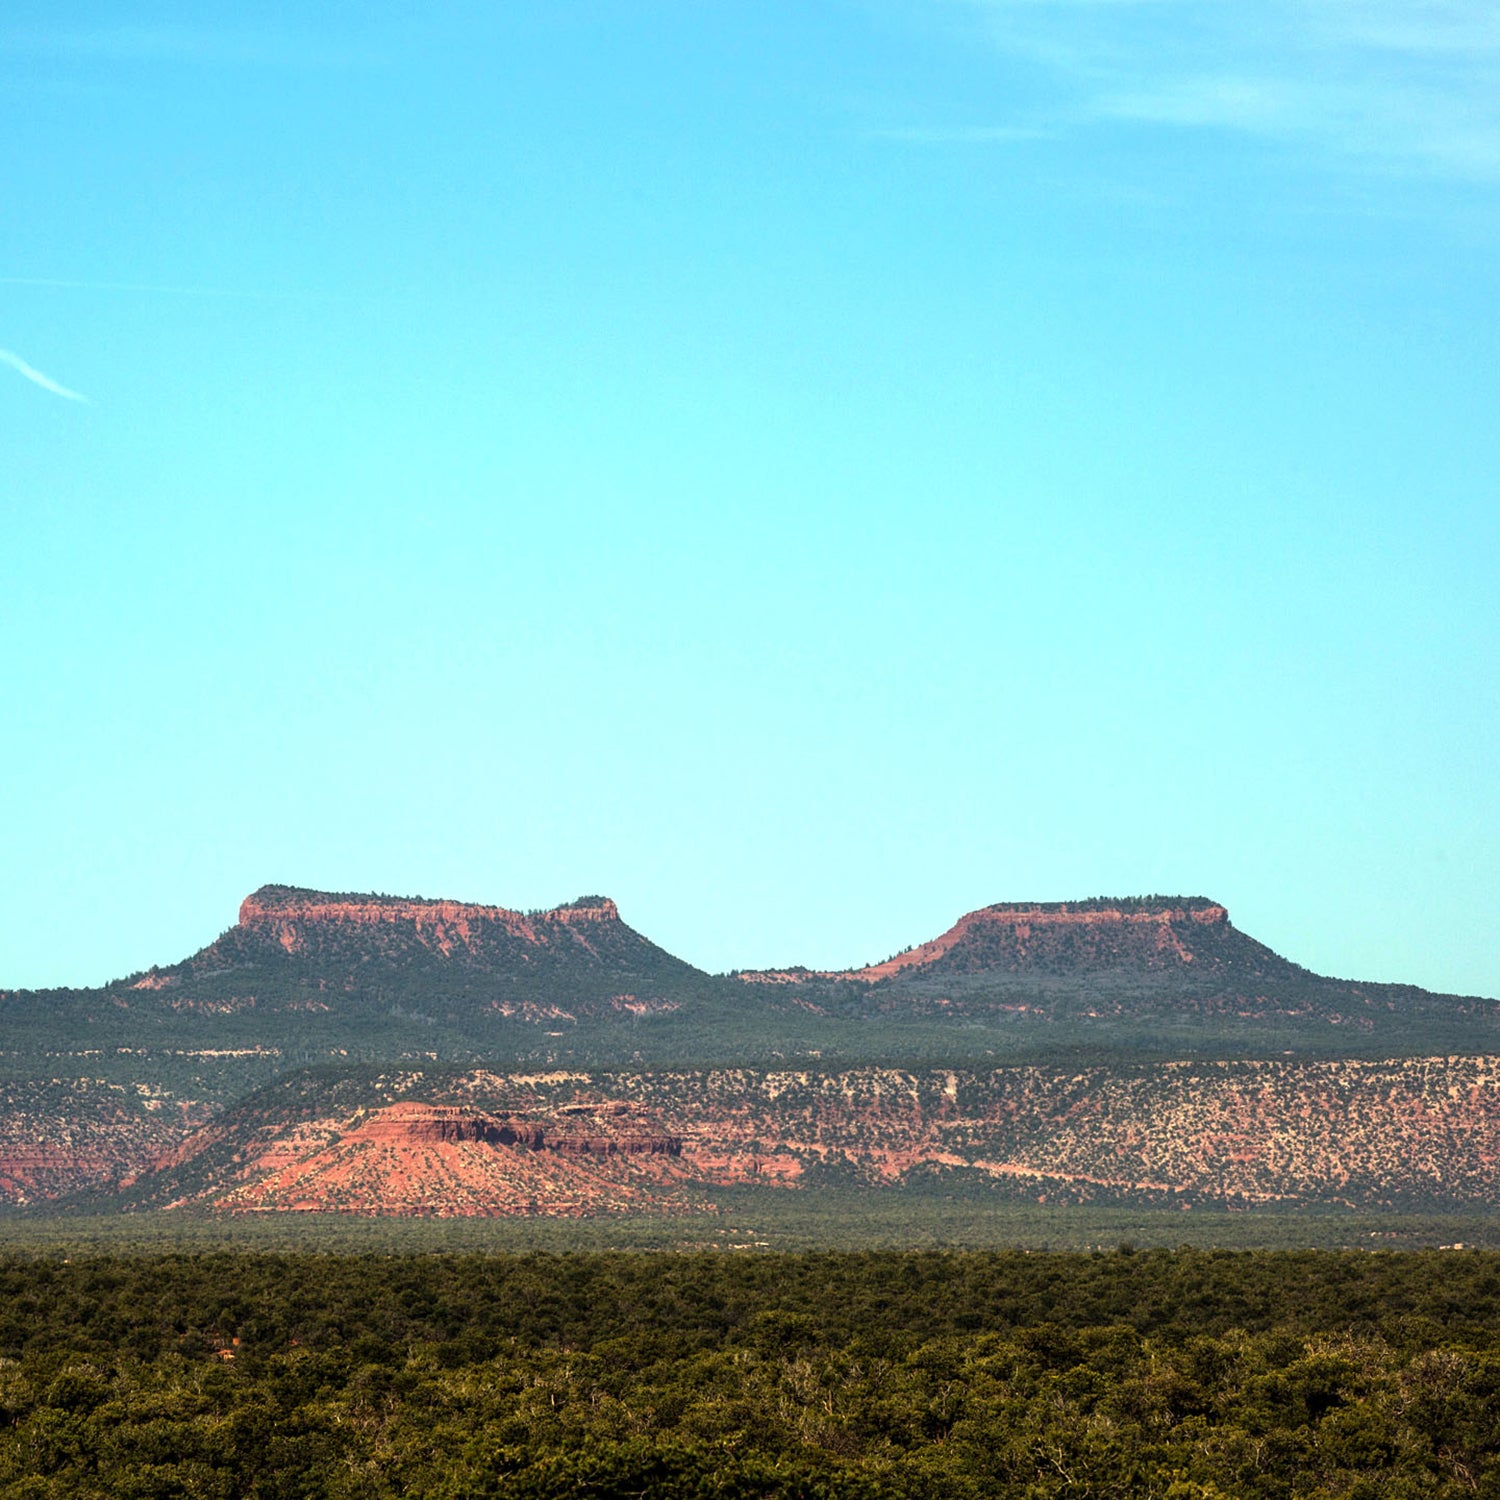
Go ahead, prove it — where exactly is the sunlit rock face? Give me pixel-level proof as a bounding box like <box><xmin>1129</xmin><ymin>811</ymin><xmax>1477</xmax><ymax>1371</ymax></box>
<box><xmin>156</xmin><ymin>885</ymin><xmax>706</xmax><ymax>1018</ymax></box>
<box><xmin>734</xmin><ymin>898</ymin><xmax>1302</xmax><ymax>987</ymax></box>
<box><xmin>213</xmin><ymin>1099</ymin><xmax>689</xmax><ymax>1218</ymax></box>
<box><xmin>233</xmin><ymin>886</ymin><xmax>625</xmax><ymax>962</ymax></box>
<box><xmin>834</xmin><ymin>899</ymin><xmax>1286</xmax><ymax>981</ymax></box>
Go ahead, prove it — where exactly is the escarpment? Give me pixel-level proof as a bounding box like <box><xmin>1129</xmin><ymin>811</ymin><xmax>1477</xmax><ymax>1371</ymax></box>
<box><xmin>146</xmin><ymin>884</ymin><xmax>709</xmax><ymax>1014</ymax></box>
<box><xmin>230</xmin><ymin>886</ymin><xmax>625</xmax><ymax>962</ymax></box>
<box><xmin>348</xmin><ymin>1105</ymin><xmax>546</xmax><ymax>1149</ymax></box>
<box><xmin>205</xmin><ymin>1098</ymin><xmax>690</xmax><ymax>1217</ymax></box>
<box><xmin>835</xmin><ymin>898</ymin><xmax>1293</xmax><ymax>982</ymax></box>
<box><xmin>344</xmin><ymin>1103</ymin><xmax>680</xmax><ymax>1157</ymax></box>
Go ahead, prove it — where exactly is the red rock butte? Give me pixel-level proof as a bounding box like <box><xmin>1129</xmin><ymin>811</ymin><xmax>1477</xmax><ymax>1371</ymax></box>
<box><xmin>212</xmin><ymin>1099</ymin><xmax>687</xmax><ymax>1217</ymax></box>
<box><xmin>347</xmin><ymin>1104</ymin><xmax>547</xmax><ymax>1149</ymax></box>
<box><xmin>340</xmin><ymin>1102</ymin><xmax>682</xmax><ymax>1157</ymax></box>
<box><xmin>822</xmin><ymin>898</ymin><xmax>1238</xmax><ymax>981</ymax></box>
<box><xmin>235</xmin><ymin>885</ymin><xmax>623</xmax><ymax>956</ymax></box>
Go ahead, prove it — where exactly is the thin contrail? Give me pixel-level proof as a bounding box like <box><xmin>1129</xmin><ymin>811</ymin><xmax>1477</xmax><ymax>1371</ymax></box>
<box><xmin>0</xmin><ymin>348</ymin><xmax>89</xmax><ymax>402</ymax></box>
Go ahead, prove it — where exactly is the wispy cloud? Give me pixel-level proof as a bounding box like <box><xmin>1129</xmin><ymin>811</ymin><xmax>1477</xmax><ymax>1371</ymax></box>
<box><xmin>0</xmin><ymin>349</ymin><xmax>88</xmax><ymax>403</ymax></box>
<box><xmin>918</xmin><ymin>0</ymin><xmax>1500</xmax><ymax>181</ymax></box>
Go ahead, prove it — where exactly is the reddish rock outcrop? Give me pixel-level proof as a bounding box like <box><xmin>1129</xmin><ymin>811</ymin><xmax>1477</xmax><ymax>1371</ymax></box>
<box><xmin>347</xmin><ymin>1105</ymin><xmax>546</xmax><ymax>1149</ymax></box>
<box><xmin>843</xmin><ymin>900</ymin><xmax>1232</xmax><ymax>981</ymax></box>
<box><xmin>0</xmin><ymin>1152</ymin><xmax>113</xmax><ymax>1200</ymax></box>
<box><xmin>236</xmin><ymin>887</ymin><xmax>622</xmax><ymax>958</ymax></box>
<box><xmin>216</xmin><ymin>1099</ymin><xmax>689</xmax><ymax>1217</ymax></box>
<box><xmin>337</xmin><ymin>1102</ymin><xmax>682</xmax><ymax>1159</ymax></box>
<box><xmin>547</xmin><ymin>1134</ymin><xmax>682</xmax><ymax>1157</ymax></box>
<box><xmin>737</xmin><ymin>898</ymin><xmax>1288</xmax><ymax>985</ymax></box>
<box><xmin>155</xmin><ymin>1059</ymin><xmax>1500</xmax><ymax>1217</ymax></box>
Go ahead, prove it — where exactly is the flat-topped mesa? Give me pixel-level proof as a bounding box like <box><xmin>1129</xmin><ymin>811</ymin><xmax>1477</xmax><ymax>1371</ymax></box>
<box><xmin>339</xmin><ymin>1103</ymin><xmax>680</xmax><ymax>1156</ymax></box>
<box><xmin>240</xmin><ymin>885</ymin><xmax>621</xmax><ymax>930</ymax></box>
<box><xmin>832</xmin><ymin>897</ymin><xmax>1268</xmax><ymax>983</ymax></box>
<box><xmin>231</xmin><ymin>884</ymin><xmax>623</xmax><ymax>960</ymax></box>
<box><xmin>549</xmin><ymin>896</ymin><xmax>623</xmax><ymax>925</ymax></box>
<box><xmin>347</xmin><ymin>1105</ymin><xmax>546</xmax><ymax>1149</ymax></box>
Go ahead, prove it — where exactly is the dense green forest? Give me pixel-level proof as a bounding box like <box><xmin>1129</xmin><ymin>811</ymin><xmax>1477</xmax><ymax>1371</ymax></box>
<box><xmin>4</xmin><ymin>1249</ymin><xmax>1500</xmax><ymax>1497</ymax></box>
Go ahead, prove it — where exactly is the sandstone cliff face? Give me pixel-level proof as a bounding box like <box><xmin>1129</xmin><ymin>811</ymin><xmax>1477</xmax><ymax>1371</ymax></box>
<box><xmin>337</xmin><ymin>1102</ymin><xmax>680</xmax><ymax>1157</ymax></box>
<box><xmin>731</xmin><ymin>899</ymin><xmax>1298</xmax><ymax>986</ymax></box>
<box><xmin>156</xmin><ymin>885</ymin><xmax>707</xmax><ymax>1011</ymax></box>
<box><xmin>227</xmin><ymin>890</ymin><xmax>1259</xmax><ymax>985</ymax></box>
<box><xmin>346</xmin><ymin>1105</ymin><xmax>544</xmax><ymax>1149</ymax></box>
<box><xmin>235</xmin><ymin>887</ymin><xmax>622</xmax><ymax>960</ymax></box>
<box><xmin>835</xmin><ymin>899</ymin><xmax>1288</xmax><ymax>981</ymax></box>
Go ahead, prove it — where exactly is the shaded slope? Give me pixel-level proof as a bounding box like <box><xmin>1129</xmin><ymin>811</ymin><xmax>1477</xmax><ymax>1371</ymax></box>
<box><xmin>737</xmin><ymin>896</ymin><xmax>1500</xmax><ymax>1051</ymax></box>
<box><xmin>196</xmin><ymin>887</ymin><xmax>690</xmax><ymax>984</ymax></box>
<box><xmin>0</xmin><ymin>885</ymin><xmax>724</xmax><ymax>1068</ymax></box>
<box><xmin>4</xmin><ymin>888</ymin><xmax>1494</xmax><ymax>1065</ymax></box>
<box><xmin>178</xmin><ymin>884</ymin><xmax>709</xmax><ymax>1013</ymax></box>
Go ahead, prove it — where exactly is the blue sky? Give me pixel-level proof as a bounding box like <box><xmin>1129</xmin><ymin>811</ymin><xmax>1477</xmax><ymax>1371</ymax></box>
<box><xmin>2</xmin><ymin>1</ymin><xmax>1497</xmax><ymax>995</ymax></box>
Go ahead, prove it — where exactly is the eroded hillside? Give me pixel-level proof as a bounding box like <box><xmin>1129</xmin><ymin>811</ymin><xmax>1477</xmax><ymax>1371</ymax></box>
<box><xmin>13</xmin><ymin>1056</ymin><xmax>1487</xmax><ymax>1217</ymax></box>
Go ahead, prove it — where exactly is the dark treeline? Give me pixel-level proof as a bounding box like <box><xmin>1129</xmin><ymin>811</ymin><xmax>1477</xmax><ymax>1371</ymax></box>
<box><xmin>4</xmin><ymin>1249</ymin><xmax>1500</xmax><ymax>1497</ymax></box>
